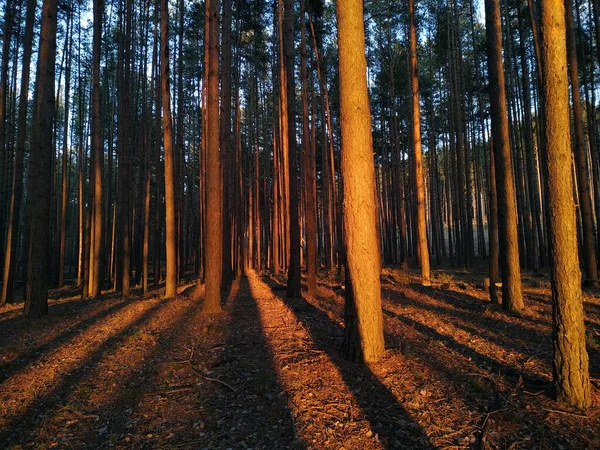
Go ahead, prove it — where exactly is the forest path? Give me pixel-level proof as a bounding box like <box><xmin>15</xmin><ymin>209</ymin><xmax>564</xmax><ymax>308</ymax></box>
<box><xmin>0</xmin><ymin>270</ymin><xmax>599</xmax><ymax>449</ymax></box>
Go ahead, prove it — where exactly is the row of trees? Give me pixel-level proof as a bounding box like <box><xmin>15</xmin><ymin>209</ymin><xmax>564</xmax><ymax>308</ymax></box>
<box><xmin>0</xmin><ymin>0</ymin><xmax>594</xmax><ymax>407</ymax></box>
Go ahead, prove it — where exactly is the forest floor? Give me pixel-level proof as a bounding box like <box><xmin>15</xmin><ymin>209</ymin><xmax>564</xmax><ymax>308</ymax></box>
<box><xmin>0</xmin><ymin>266</ymin><xmax>599</xmax><ymax>449</ymax></box>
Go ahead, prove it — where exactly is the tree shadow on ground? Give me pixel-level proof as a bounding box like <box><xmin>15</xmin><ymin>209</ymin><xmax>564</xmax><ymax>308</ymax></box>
<box><xmin>393</xmin><ymin>285</ymin><xmax>600</xmax><ymax>382</ymax></box>
<box><xmin>87</xmin><ymin>276</ymin><xmax>300</xmax><ymax>449</ymax></box>
<box><xmin>263</xmin><ymin>276</ymin><xmax>434</xmax><ymax>449</ymax></box>
<box><xmin>390</xmin><ymin>311</ymin><xmax>551</xmax><ymax>392</ymax></box>
<box><xmin>0</xmin><ymin>297</ymin><xmax>173</xmax><ymax>446</ymax></box>
<box><xmin>1</xmin><ymin>278</ymin><xmax>301</xmax><ymax>449</ymax></box>
<box><xmin>0</xmin><ymin>297</ymin><xmax>132</xmax><ymax>384</ymax></box>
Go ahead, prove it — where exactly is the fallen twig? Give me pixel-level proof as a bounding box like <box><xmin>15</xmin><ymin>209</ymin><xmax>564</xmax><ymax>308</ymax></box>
<box><xmin>145</xmin><ymin>385</ymin><xmax>194</xmax><ymax>396</ymax></box>
<box><xmin>543</xmin><ymin>408</ymin><xmax>588</xmax><ymax>419</ymax></box>
<box><xmin>523</xmin><ymin>390</ymin><xmax>545</xmax><ymax>396</ymax></box>
<box><xmin>189</xmin><ymin>362</ymin><xmax>241</xmax><ymax>393</ymax></box>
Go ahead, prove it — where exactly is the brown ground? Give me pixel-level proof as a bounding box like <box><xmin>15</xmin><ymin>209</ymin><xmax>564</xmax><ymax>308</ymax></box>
<box><xmin>0</xmin><ymin>267</ymin><xmax>599</xmax><ymax>449</ymax></box>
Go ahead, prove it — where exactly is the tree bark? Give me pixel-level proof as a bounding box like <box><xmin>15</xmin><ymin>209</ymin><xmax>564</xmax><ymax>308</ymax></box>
<box><xmin>24</xmin><ymin>0</ymin><xmax>59</xmax><ymax>317</ymax></box>
<box><xmin>485</xmin><ymin>0</ymin><xmax>524</xmax><ymax>312</ymax></box>
<box><xmin>204</xmin><ymin>0</ymin><xmax>222</xmax><ymax>313</ymax></box>
<box><xmin>161</xmin><ymin>0</ymin><xmax>178</xmax><ymax>299</ymax></box>
<box><xmin>1</xmin><ymin>0</ymin><xmax>36</xmax><ymax>305</ymax></box>
<box><xmin>409</xmin><ymin>0</ymin><xmax>431</xmax><ymax>285</ymax></box>
<box><xmin>89</xmin><ymin>0</ymin><xmax>103</xmax><ymax>299</ymax></box>
<box><xmin>337</xmin><ymin>0</ymin><xmax>385</xmax><ymax>363</ymax></box>
<box><xmin>540</xmin><ymin>0</ymin><xmax>591</xmax><ymax>409</ymax></box>
<box><xmin>301</xmin><ymin>0</ymin><xmax>317</xmax><ymax>299</ymax></box>
<box><xmin>565</xmin><ymin>0</ymin><xmax>598</xmax><ymax>283</ymax></box>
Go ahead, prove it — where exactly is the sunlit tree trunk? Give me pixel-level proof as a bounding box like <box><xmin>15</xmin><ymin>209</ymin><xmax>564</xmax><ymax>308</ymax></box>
<box><xmin>485</xmin><ymin>0</ymin><xmax>524</xmax><ymax>312</ymax></box>
<box><xmin>283</xmin><ymin>0</ymin><xmax>301</xmax><ymax>298</ymax></box>
<box><xmin>301</xmin><ymin>0</ymin><xmax>317</xmax><ymax>299</ymax></box>
<box><xmin>88</xmin><ymin>0</ymin><xmax>103</xmax><ymax>298</ymax></box>
<box><xmin>204</xmin><ymin>0</ymin><xmax>222</xmax><ymax>312</ymax></box>
<box><xmin>337</xmin><ymin>0</ymin><xmax>385</xmax><ymax>363</ymax></box>
<box><xmin>408</xmin><ymin>0</ymin><xmax>431</xmax><ymax>285</ymax></box>
<box><xmin>24</xmin><ymin>0</ymin><xmax>58</xmax><ymax>317</ymax></box>
<box><xmin>58</xmin><ymin>13</ymin><xmax>73</xmax><ymax>289</ymax></box>
<box><xmin>161</xmin><ymin>0</ymin><xmax>177</xmax><ymax>299</ymax></box>
<box><xmin>540</xmin><ymin>0</ymin><xmax>591</xmax><ymax>409</ymax></box>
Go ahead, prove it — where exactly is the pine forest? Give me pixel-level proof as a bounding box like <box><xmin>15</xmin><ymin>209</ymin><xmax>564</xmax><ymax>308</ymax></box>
<box><xmin>0</xmin><ymin>0</ymin><xmax>600</xmax><ymax>447</ymax></box>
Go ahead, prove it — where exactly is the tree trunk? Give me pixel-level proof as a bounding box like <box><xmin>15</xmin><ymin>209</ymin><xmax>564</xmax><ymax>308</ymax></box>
<box><xmin>337</xmin><ymin>0</ymin><xmax>385</xmax><ymax>363</ymax></box>
<box><xmin>24</xmin><ymin>0</ymin><xmax>59</xmax><ymax>318</ymax></box>
<box><xmin>161</xmin><ymin>0</ymin><xmax>177</xmax><ymax>299</ymax></box>
<box><xmin>282</xmin><ymin>0</ymin><xmax>301</xmax><ymax>298</ymax></box>
<box><xmin>540</xmin><ymin>0</ymin><xmax>591</xmax><ymax>409</ymax></box>
<box><xmin>565</xmin><ymin>0</ymin><xmax>598</xmax><ymax>283</ymax></box>
<box><xmin>301</xmin><ymin>0</ymin><xmax>317</xmax><ymax>299</ymax></box>
<box><xmin>1</xmin><ymin>0</ymin><xmax>36</xmax><ymax>305</ymax></box>
<box><xmin>204</xmin><ymin>0</ymin><xmax>222</xmax><ymax>313</ymax></box>
<box><xmin>221</xmin><ymin>0</ymin><xmax>233</xmax><ymax>284</ymax></box>
<box><xmin>89</xmin><ymin>0</ymin><xmax>103</xmax><ymax>299</ymax></box>
<box><xmin>409</xmin><ymin>0</ymin><xmax>431</xmax><ymax>285</ymax></box>
<box><xmin>485</xmin><ymin>0</ymin><xmax>524</xmax><ymax>312</ymax></box>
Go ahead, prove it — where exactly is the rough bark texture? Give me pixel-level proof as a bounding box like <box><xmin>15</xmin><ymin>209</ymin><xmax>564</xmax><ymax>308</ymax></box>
<box><xmin>336</xmin><ymin>0</ymin><xmax>385</xmax><ymax>363</ymax></box>
<box><xmin>161</xmin><ymin>0</ymin><xmax>177</xmax><ymax>299</ymax></box>
<box><xmin>484</xmin><ymin>0</ymin><xmax>524</xmax><ymax>312</ymax></box>
<box><xmin>24</xmin><ymin>0</ymin><xmax>58</xmax><ymax>318</ymax></box>
<box><xmin>408</xmin><ymin>0</ymin><xmax>431</xmax><ymax>285</ymax></box>
<box><xmin>540</xmin><ymin>0</ymin><xmax>591</xmax><ymax>409</ymax></box>
<box><xmin>203</xmin><ymin>0</ymin><xmax>222</xmax><ymax>313</ymax></box>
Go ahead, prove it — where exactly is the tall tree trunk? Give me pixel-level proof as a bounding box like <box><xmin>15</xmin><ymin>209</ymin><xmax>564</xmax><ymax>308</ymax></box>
<box><xmin>485</xmin><ymin>0</ymin><xmax>525</xmax><ymax>312</ymax></box>
<box><xmin>409</xmin><ymin>0</ymin><xmax>431</xmax><ymax>285</ymax></box>
<box><xmin>284</xmin><ymin>0</ymin><xmax>301</xmax><ymax>298</ymax></box>
<box><xmin>161</xmin><ymin>0</ymin><xmax>177</xmax><ymax>299</ymax></box>
<box><xmin>0</xmin><ymin>0</ymin><xmax>14</xmax><ymax>265</ymax></box>
<box><xmin>337</xmin><ymin>0</ymin><xmax>385</xmax><ymax>363</ymax></box>
<box><xmin>89</xmin><ymin>0</ymin><xmax>103</xmax><ymax>298</ymax></box>
<box><xmin>221</xmin><ymin>0</ymin><xmax>233</xmax><ymax>283</ymax></box>
<box><xmin>204</xmin><ymin>0</ymin><xmax>222</xmax><ymax>312</ymax></box>
<box><xmin>116</xmin><ymin>0</ymin><xmax>133</xmax><ymax>296</ymax></box>
<box><xmin>24</xmin><ymin>0</ymin><xmax>58</xmax><ymax>317</ymax></box>
<box><xmin>540</xmin><ymin>0</ymin><xmax>591</xmax><ymax>409</ymax></box>
<box><xmin>565</xmin><ymin>0</ymin><xmax>598</xmax><ymax>283</ymax></box>
<box><xmin>301</xmin><ymin>0</ymin><xmax>317</xmax><ymax>299</ymax></box>
<box><xmin>489</xmin><ymin>141</ymin><xmax>500</xmax><ymax>304</ymax></box>
<box><xmin>1</xmin><ymin>0</ymin><xmax>36</xmax><ymax>305</ymax></box>
<box><xmin>58</xmin><ymin>11</ymin><xmax>73</xmax><ymax>288</ymax></box>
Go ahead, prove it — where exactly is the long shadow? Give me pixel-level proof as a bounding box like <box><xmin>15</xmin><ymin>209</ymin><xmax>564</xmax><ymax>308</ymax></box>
<box><xmin>391</xmin><ymin>312</ymin><xmax>551</xmax><ymax>392</ymax></box>
<box><xmin>71</xmin><ymin>277</ymin><xmax>301</xmax><ymax>449</ymax></box>
<box><xmin>263</xmin><ymin>276</ymin><xmax>434</xmax><ymax>449</ymax></box>
<box><xmin>71</xmin><ymin>292</ymin><xmax>208</xmax><ymax>448</ymax></box>
<box><xmin>385</xmin><ymin>286</ymin><xmax>550</xmax><ymax>350</ymax></box>
<box><xmin>0</xmin><ymin>297</ymin><xmax>132</xmax><ymax>384</ymax></box>
<box><xmin>405</xmin><ymin>284</ymin><xmax>552</xmax><ymax>328</ymax></box>
<box><xmin>206</xmin><ymin>276</ymin><xmax>300</xmax><ymax>448</ymax></box>
<box><xmin>395</xmin><ymin>286</ymin><xmax>600</xmax><ymax>381</ymax></box>
<box><xmin>0</xmin><ymin>296</ymin><xmax>174</xmax><ymax>447</ymax></box>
